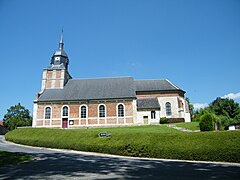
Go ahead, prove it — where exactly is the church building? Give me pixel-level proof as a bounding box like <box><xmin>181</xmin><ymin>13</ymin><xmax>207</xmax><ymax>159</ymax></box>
<box><xmin>32</xmin><ymin>34</ymin><xmax>191</xmax><ymax>128</ymax></box>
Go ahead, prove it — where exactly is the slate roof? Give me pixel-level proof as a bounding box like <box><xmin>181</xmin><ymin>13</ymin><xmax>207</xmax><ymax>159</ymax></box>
<box><xmin>137</xmin><ymin>98</ymin><xmax>160</xmax><ymax>109</ymax></box>
<box><xmin>38</xmin><ymin>77</ymin><xmax>136</xmax><ymax>102</ymax></box>
<box><xmin>134</xmin><ymin>79</ymin><xmax>184</xmax><ymax>92</ymax></box>
<box><xmin>53</xmin><ymin>49</ymin><xmax>68</xmax><ymax>57</ymax></box>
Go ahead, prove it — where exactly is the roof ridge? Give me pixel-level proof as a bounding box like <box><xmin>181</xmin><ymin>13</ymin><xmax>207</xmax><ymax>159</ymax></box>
<box><xmin>138</xmin><ymin>97</ymin><xmax>158</xmax><ymax>99</ymax></box>
<box><xmin>44</xmin><ymin>88</ymin><xmax>64</xmax><ymax>90</ymax></box>
<box><xmin>134</xmin><ymin>79</ymin><xmax>167</xmax><ymax>81</ymax></box>
<box><xmin>166</xmin><ymin>79</ymin><xmax>180</xmax><ymax>90</ymax></box>
<box><xmin>70</xmin><ymin>76</ymin><xmax>133</xmax><ymax>81</ymax></box>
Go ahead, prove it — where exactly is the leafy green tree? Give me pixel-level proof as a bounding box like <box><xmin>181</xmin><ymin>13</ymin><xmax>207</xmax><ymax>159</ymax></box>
<box><xmin>217</xmin><ymin>115</ymin><xmax>233</xmax><ymax>129</ymax></box>
<box><xmin>193</xmin><ymin>108</ymin><xmax>211</xmax><ymax>122</ymax></box>
<box><xmin>233</xmin><ymin>113</ymin><xmax>240</xmax><ymax>125</ymax></box>
<box><xmin>3</xmin><ymin>103</ymin><xmax>32</xmax><ymax>130</ymax></box>
<box><xmin>208</xmin><ymin>98</ymin><xmax>240</xmax><ymax>128</ymax></box>
<box><xmin>209</xmin><ymin>97</ymin><xmax>240</xmax><ymax>119</ymax></box>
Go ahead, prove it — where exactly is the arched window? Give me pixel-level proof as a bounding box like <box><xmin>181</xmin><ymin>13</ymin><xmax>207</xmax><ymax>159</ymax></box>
<box><xmin>118</xmin><ymin>104</ymin><xmax>124</xmax><ymax>117</ymax></box>
<box><xmin>81</xmin><ymin>106</ymin><xmax>87</xmax><ymax>118</ymax></box>
<box><xmin>99</xmin><ymin>105</ymin><xmax>105</xmax><ymax>118</ymax></box>
<box><xmin>165</xmin><ymin>102</ymin><xmax>172</xmax><ymax>116</ymax></box>
<box><xmin>45</xmin><ymin>107</ymin><xmax>51</xmax><ymax>119</ymax></box>
<box><xmin>62</xmin><ymin>106</ymin><xmax>68</xmax><ymax>116</ymax></box>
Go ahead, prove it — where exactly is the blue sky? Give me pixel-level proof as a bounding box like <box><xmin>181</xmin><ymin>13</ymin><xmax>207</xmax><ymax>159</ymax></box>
<box><xmin>0</xmin><ymin>0</ymin><xmax>240</xmax><ymax>119</ymax></box>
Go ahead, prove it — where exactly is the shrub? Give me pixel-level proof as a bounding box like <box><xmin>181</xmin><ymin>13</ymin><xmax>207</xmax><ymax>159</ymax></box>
<box><xmin>160</xmin><ymin>117</ymin><xmax>169</xmax><ymax>124</ymax></box>
<box><xmin>199</xmin><ymin>114</ymin><xmax>214</xmax><ymax>131</ymax></box>
<box><xmin>5</xmin><ymin>127</ymin><xmax>240</xmax><ymax>163</ymax></box>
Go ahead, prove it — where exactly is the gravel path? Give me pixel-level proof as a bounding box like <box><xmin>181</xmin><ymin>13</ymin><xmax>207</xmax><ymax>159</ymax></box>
<box><xmin>167</xmin><ymin>124</ymin><xmax>200</xmax><ymax>132</ymax></box>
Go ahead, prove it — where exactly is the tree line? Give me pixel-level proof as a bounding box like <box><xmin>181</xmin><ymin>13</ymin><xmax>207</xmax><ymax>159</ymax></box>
<box><xmin>189</xmin><ymin>97</ymin><xmax>240</xmax><ymax>131</ymax></box>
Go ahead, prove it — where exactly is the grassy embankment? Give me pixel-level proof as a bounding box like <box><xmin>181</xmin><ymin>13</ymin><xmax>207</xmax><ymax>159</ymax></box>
<box><xmin>5</xmin><ymin>125</ymin><xmax>240</xmax><ymax>163</ymax></box>
<box><xmin>0</xmin><ymin>151</ymin><xmax>32</xmax><ymax>167</ymax></box>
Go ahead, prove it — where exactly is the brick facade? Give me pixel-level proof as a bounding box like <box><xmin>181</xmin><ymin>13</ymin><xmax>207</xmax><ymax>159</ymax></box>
<box><xmin>34</xmin><ymin>100</ymin><xmax>134</xmax><ymax>128</ymax></box>
<box><xmin>41</xmin><ymin>69</ymin><xmax>71</xmax><ymax>91</ymax></box>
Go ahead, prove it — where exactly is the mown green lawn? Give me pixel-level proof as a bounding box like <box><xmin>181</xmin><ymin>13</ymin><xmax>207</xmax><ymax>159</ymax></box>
<box><xmin>5</xmin><ymin>125</ymin><xmax>240</xmax><ymax>163</ymax></box>
<box><xmin>174</xmin><ymin>122</ymin><xmax>200</xmax><ymax>131</ymax></box>
<box><xmin>0</xmin><ymin>151</ymin><xmax>32</xmax><ymax>167</ymax></box>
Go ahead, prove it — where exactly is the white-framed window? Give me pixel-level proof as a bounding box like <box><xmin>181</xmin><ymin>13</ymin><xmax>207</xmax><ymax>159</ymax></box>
<box><xmin>151</xmin><ymin>111</ymin><xmax>156</xmax><ymax>119</ymax></box>
<box><xmin>45</xmin><ymin>107</ymin><xmax>51</xmax><ymax>119</ymax></box>
<box><xmin>62</xmin><ymin>106</ymin><xmax>69</xmax><ymax>117</ymax></box>
<box><xmin>117</xmin><ymin>104</ymin><xmax>124</xmax><ymax>117</ymax></box>
<box><xmin>165</xmin><ymin>102</ymin><xmax>172</xmax><ymax>116</ymax></box>
<box><xmin>99</xmin><ymin>104</ymin><xmax>106</xmax><ymax>118</ymax></box>
<box><xmin>80</xmin><ymin>105</ymin><xmax>87</xmax><ymax>118</ymax></box>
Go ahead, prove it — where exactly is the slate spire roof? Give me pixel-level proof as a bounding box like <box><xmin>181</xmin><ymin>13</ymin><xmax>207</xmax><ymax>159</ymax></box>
<box><xmin>59</xmin><ymin>29</ymin><xmax>64</xmax><ymax>50</ymax></box>
<box><xmin>50</xmin><ymin>30</ymin><xmax>69</xmax><ymax>70</ymax></box>
<box><xmin>53</xmin><ymin>30</ymin><xmax>68</xmax><ymax>57</ymax></box>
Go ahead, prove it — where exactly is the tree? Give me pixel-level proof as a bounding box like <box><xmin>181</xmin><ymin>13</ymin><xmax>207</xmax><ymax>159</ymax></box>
<box><xmin>209</xmin><ymin>97</ymin><xmax>240</xmax><ymax>119</ymax></box>
<box><xmin>3</xmin><ymin>103</ymin><xmax>32</xmax><ymax>130</ymax></box>
<box><xmin>208</xmin><ymin>98</ymin><xmax>240</xmax><ymax>129</ymax></box>
<box><xmin>192</xmin><ymin>108</ymin><xmax>212</xmax><ymax>122</ymax></box>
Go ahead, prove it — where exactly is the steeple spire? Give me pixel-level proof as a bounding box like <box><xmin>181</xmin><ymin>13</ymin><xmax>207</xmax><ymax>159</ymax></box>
<box><xmin>50</xmin><ymin>29</ymin><xmax>69</xmax><ymax>70</ymax></box>
<box><xmin>59</xmin><ymin>28</ymin><xmax>64</xmax><ymax>50</ymax></box>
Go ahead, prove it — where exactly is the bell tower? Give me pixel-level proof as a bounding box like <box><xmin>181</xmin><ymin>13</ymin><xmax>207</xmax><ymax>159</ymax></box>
<box><xmin>40</xmin><ymin>31</ymin><xmax>72</xmax><ymax>92</ymax></box>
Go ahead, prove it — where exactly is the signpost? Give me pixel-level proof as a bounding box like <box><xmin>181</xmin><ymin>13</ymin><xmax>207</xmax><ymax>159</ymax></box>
<box><xmin>98</xmin><ymin>131</ymin><xmax>111</xmax><ymax>137</ymax></box>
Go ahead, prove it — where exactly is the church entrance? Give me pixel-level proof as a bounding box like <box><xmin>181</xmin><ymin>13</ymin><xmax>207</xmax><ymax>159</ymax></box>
<box><xmin>62</xmin><ymin>118</ymin><xmax>68</xmax><ymax>128</ymax></box>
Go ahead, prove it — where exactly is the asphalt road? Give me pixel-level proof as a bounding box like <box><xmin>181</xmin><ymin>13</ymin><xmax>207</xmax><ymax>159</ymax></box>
<box><xmin>0</xmin><ymin>135</ymin><xmax>239</xmax><ymax>180</ymax></box>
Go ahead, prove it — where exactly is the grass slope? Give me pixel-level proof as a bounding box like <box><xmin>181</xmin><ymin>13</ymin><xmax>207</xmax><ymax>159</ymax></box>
<box><xmin>5</xmin><ymin>125</ymin><xmax>240</xmax><ymax>163</ymax></box>
<box><xmin>0</xmin><ymin>151</ymin><xmax>32</xmax><ymax>167</ymax></box>
<box><xmin>174</xmin><ymin>122</ymin><xmax>200</xmax><ymax>131</ymax></box>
